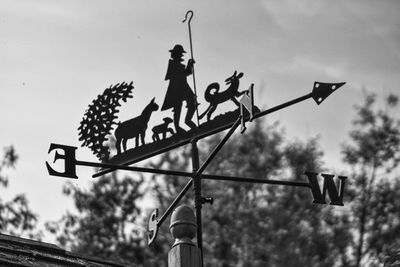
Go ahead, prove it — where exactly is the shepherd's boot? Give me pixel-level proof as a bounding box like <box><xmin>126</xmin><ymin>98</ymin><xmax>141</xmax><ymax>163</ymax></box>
<box><xmin>174</xmin><ymin>109</ymin><xmax>185</xmax><ymax>134</ymax></box>
<box><xmin>185</xmin><ymin>100</ymin><xmax>197</xmax><ymax>130</ymax></box>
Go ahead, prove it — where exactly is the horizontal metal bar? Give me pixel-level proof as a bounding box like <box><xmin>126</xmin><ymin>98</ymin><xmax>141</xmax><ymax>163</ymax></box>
<box><xmin>201</xmin><ymin>174</ymin><xmax>310</xmax><ymax>188</ymax></box>
<box><xmin>83</xmin><ymin>159</ymin><xmax>310</xmax><ymax>188</ymax></box>
<box><xmin>74</xmin><ymin>160</ymin><xmax>192</xmax><ymax>178</ymax></box>
<box><xmin>83</xmin><ymin>158</ymin><xmax>310</xmax><ymax>188</ymax></box>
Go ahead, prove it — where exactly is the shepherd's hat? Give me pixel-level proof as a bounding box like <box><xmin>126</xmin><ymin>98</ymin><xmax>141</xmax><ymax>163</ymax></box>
<box><xmin>169</xmin><ymin>44</ymin><xmax>186</xmax><ymax>54</ymax></box>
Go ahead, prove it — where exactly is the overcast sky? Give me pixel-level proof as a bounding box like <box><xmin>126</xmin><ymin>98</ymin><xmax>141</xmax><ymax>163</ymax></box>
<box><xmin>1</xmin><ymin>0</ymin><xmax>400</xmax><ymax>241</ymax></box>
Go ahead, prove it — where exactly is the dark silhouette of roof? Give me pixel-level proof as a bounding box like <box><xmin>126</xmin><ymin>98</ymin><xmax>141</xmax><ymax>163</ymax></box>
<box><xmin>0</xmin><ymin>233</ymin><xmax>134</xmax><ymax>267</ymax></box>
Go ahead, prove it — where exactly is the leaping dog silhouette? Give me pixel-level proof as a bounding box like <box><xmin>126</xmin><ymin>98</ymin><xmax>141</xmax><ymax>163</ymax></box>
<box><xmin>199</xmin><ymin>71</ymin><xmax>245</xmax><ymax>121</ymax></box>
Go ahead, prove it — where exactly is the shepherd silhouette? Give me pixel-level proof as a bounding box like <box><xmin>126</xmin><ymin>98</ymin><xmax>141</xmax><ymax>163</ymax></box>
<box><xmin>161</xmin><ymin>44</ymin><xmax>196</xmax><ymax>133</ymax></box>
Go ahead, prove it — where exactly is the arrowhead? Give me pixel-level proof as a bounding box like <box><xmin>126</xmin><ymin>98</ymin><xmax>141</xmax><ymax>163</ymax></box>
<box><xmin>311</xmin><ymin>82</ymin><xmax>346</xmax><ymax>105</ymax></box>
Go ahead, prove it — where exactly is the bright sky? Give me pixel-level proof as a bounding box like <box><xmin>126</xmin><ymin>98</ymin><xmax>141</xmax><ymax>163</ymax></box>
<box><xmin>1</xmin><ymin>0</ymin><xmax>400</xmax><ymax>241</ymax></box>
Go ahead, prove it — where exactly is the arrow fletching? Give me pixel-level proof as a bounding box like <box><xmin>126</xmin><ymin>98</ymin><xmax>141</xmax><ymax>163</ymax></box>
<box><xmin>148</xmin><ymin>208</ymin><xmax>159</xmax><ymax>246</ymax></box>
<box><xmin>312</xmin><ymin>82</ymin><xmax>346</xmax><ymax>105</ymax></box>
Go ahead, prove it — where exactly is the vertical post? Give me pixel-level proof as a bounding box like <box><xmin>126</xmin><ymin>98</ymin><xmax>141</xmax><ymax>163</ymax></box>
<box><xmin>168</xmin><ymin>244</ymin><xmax>202</xmax><ymax>267</ymax></box>
<box><xmin>191</xmin><ymin>139</ymin><xmax>203</xmax><ymax>266</ymax></box>
<box><xmin>168</xmin><ymin>205</ymin><xmax>202</xmax><ymax>267</ymax></box>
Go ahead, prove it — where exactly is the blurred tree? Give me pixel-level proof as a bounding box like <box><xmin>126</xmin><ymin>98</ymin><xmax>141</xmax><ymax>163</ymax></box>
<box><xmin>0</xmin><ymin>146</ymin><xmax>40</xmax><ymax>239</ymax></box>
<box><xmin>341</xmin><ymin>93</ymin><xmax>400</xmax><ymax>266</ymax></box>
<box><xmin>46</xmin><ymin>171</ymin><xmax>146</xmax><ymax>265</ymax></box>
<box><xmin>146</xmin><ymin>121</ymin><xmax>352</xmax><ymax>267</ymax></box>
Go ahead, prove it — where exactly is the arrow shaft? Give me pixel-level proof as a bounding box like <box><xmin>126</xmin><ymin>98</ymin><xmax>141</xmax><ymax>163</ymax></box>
<box><xmin>93</xmin><ymin>92</ymin><xmax>314</xmax><ymax>178</ymax></box>
<box><xmin>157</xmin><ymin>179</ymin><xmax>193</xmax><ymax>227</ymax></box>
<box><xmin>254</xmin><ymin>92</ymin><xmax>312</xmax><ymax>120</ymax></box>
<box><xmin>196</xmin><ymin>116</ymin><xmax>241</xmax><ymax>176</ymax></box>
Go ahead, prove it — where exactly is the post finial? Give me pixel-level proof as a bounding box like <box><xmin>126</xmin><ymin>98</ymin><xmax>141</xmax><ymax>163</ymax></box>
<box><xmin>169</xmin><ymin>205</ymin><xmax>197</xmax><ymax>247</ymax></box>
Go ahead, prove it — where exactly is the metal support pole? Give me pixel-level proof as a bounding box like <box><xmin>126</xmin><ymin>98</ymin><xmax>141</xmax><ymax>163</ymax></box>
<box><xmin>158</xmin><ymin>180</ymin><xmax>193</xmax><ymax>227</ymax></box>
<box><xmin>191</xmin><ymin>139</ymin><xmax>203</xmax><ymax>266</ymax></box>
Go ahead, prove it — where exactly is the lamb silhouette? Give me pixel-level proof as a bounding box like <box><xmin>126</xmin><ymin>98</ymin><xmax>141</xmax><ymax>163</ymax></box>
<box><xmin>152</xmin><ymin>117</ymin><xmax>174</xmax><ymax>141</ymax></box>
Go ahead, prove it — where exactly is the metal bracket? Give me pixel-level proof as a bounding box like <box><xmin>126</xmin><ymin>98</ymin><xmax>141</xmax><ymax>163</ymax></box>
<box><xmin>201</xmin><ymin>196</ymin><xmax>213</xmax><ymax>205</ymax></box>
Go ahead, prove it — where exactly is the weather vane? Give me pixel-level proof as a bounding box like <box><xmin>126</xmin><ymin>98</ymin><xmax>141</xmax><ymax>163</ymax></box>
<box><xmin>46</xmin><ymin>10</ymin><xmax>347</xmax><ymax>265</ymax></box>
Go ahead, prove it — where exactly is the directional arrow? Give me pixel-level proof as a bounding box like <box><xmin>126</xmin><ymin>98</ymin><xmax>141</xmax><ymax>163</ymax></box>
<box><xmin>312</xmin><ymin>82</ymin><xmax>346</xmax><ymax>105</ymax></box>
<box><xmin>93</xmin><ymin>81</ymin><xmax>346</xmax><ymax>178</ymax></box>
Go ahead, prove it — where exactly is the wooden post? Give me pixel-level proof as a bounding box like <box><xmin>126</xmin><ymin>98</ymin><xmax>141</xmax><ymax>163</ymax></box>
<box><xmin>168</xmin><ymin>244</ymin><xmax>201</xmax><ymax>267</ymax></box>
<box><xmin>168</xmin><ymin>205</ymin><xmax>202</xmax><ymax>267</ymax></box>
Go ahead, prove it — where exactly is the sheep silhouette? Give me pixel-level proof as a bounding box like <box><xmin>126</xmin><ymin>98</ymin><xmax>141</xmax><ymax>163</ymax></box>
<box><xmin>115</xmin><ymin>97</ymin><xmax>159</xmax><ymax>154</ymax></box>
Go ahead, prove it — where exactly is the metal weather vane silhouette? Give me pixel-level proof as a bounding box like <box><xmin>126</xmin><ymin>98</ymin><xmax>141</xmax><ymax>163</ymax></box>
<box><xmin>46</xmin><ymin>10</ymin><xmax>348</xmax><ymax>265</ymax></box>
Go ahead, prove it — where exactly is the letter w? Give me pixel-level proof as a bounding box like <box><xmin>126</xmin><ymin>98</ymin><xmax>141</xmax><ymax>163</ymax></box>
<box><xmin>304</xmin><ymin>171</ymin><xmax>347</xmax><ymax>206</ymax></box>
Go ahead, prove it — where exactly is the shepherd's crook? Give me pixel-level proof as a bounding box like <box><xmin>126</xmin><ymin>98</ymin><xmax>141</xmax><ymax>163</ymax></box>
<box><xmin>183</xmin><ymin>10</ymin><xmax>200</xmax><ymax>127</ymax></box>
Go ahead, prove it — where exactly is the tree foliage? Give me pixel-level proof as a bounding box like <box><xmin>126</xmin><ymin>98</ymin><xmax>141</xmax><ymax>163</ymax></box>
<box><xmin>46</xmin><ymin>172</ymin><xmax>146</xmax><ymax>264</ymax></box>
<box><xmin>0</xmin><ymin>146</ymin><xmax>40</xmax><ymax>239</ymax></box>
<box><xmin>341</xmin><ymin>93</ymin><xmax>400</xmax><ymax>266</ymax></box>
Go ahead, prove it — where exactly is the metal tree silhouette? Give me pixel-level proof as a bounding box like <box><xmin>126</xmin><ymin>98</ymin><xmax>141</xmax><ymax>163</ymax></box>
<box><xmin>78</xmin><ymin>82</ymin><xmax>134</xmax><ymax>161</ymax></box>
